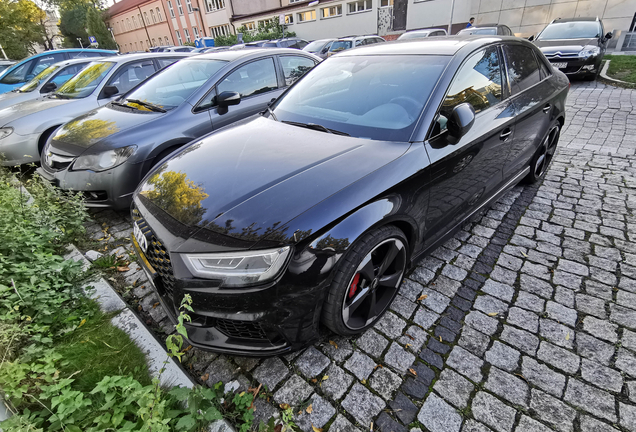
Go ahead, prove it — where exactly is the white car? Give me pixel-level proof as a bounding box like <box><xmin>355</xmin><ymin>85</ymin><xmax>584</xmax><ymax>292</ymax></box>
<box><xmin>398</xmin><ymin>29</ymin><xmax>448</xmax><ymax>40</ymax></box>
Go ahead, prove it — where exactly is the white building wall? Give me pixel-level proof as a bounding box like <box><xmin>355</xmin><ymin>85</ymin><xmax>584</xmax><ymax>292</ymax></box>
<box><xmin>407</xmin><ymin>0</ymin><xmax>472</xmax><ymax>32</ymax></box>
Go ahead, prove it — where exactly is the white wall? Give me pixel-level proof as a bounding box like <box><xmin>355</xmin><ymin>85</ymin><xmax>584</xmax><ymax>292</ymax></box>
<box><xmin>407</xmin><ymin>0</ymin><xmax>472</xmax><ymax>32</ymax></box>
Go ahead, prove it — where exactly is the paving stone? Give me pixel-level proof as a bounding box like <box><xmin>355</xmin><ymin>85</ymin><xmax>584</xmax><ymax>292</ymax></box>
<box><xmin>465</xmin><ymin>311</ymin><xmax>499</xmax><ymax>336</ymax></box>
<box><xmin>620</xmin><ymin>402</ymin><xmax>636</xmax><ymax>431</ymax></box>
<box><xmin>579</xmin><ymin>416</ymin><xmax>620</xmax><ymax>432</ymax></box>
<box><xmin>389</xmin><ymin>392</ymin><xmax>418</xmax><ymax>425</ymax></box>
<box><xmin>586</xmin><ymin>280</ymin><xmax>614</xmax><ymax>300</ymax></box>
<box><xmin>341</xmin><ymin>383</ymin><xmax>385</xmax><ymax>427</ymax></box>
<box><xmin>582</xmin><ymin>316</ymin><xmax>618</xmax><ymax>343</ymax></box>
<box><xmin>421</xmin><ymin>287</ymin><xmax>452</xmax><ymax>313</ymax></box>
<box><xmin>618</xmin><ymin>290</ymin><xmax>636</xmax><ymax>310</ymax></box>
<box><xmin>273</xmin><ymin>374</ymin><xmax>313</xmax><ymax>405</ymax></box>
<box><xmin>461</xmin><ymin>420</ymin><xmax>494</xmax><ymax>432</ymax></box>
<box><xmin>356</xmin><ymin>330</ymin><xmax>389</xmax><ymax>359</ymax></box>
<box><xmin>564</xmin><ymin>378</ymin><xmax>617</xmax><ymax>422</ymax></box>
<box><xmin>446</xmin><ymin>346</ymin><xmax>483</xmax><ymax>382</ymax></box>
<box><xmin>420</xmin><ymin>348</ymin><xmax>444</xmax><ymax>369</ymax></box>
<box><xmin>252</xmin><ymin>357</ymin><xmax>290</xmax><ymax>390</ymax></box>
<box><xmin>417</xmin><ymin>393</ymin><xmax>463</xmax><ymax>432</ymax></box>
<box><xmin>320</xmin><ymin>363</ymin><xmax>353</xmax><ymax>401</ymax></box>
<box><xmin>384</xmin><ymin>342</ymin><xmax>415</xmax><ymax>374</ymax></box>
<box><xmin>522</xmin><ymin>261</ymin><xmax>551</xmax><ymax>280</ymax></box>
<box><xmin>205</xmin><ymin>356</ymin><xmax>236</xmax><ymax>387</ymax></box>
<box><xmin>296</xmin><ymin>347</ymin><xmax>330</xmax><ymax>379</ymax></box>
<box><xmin>552</xmin><ymin>270</ymin><xmax>583</xmax><ymax>290</ymax></box>
<box><xmin>610</xmin><ymin>303</ymin><xmax>636</xmax><ymax>330</ymax></box>
<box><xmin>391</xmin><ymin>294</ymin><xmax>418</xmax><ymax>319</ymax></box>
<box><xmin>576</xmin><ymin>294</ymin><xmax>607</xmax><ymax>319</ymax></box>
<box><xmin>481</xmin><ymin>280</ymin><xmax>514</xmax><ymax>302</ymax></box>
<box><xmin>472</xmin><ymin>391</ymin><xmax>516</xmax><ymax>432</ymax></box>
<box><xmin>557</xmin><ymin>258</ymin><xmax>590</xmax><ymax>276</ymax></box>
<box><xmin>539</xmin><ymin>318</ymin><xmax>575</xmax><ymax>349</ymax></box>
<box><xmin>516</xmin><ymin>416</ymin><xmax>552</xmax><ymax>432</ymax></box>
<box><xmin>581</xmin><ymin>358</ymin><xmax>623</xmax><ymax>393</ymax></box>
<box><xmin>252</xmin><ymin>398</ymin><xmax>279</xmax><ymax>427</ymax></box>
<box><xmin>490</xmin><ymin>266</ymin><xmax>517</xmax><ymax>285</ymax></box>
<box><xmin>375</xmin><ymin>311</ymin><xmax>407</xmax><ymax>339</ymax></box>
<box><xmin>343</xmin><ymin>351</ymin><xmax>376</xmax><ymax>380</ymax></box>
<box><xmin>537</xmin><ymin>341</ymin><xmax>580</xmax><ymax>374</ymax></box>
<box><xmin>413</xmin><ymin>307</ymin><xmax>440</xmax><ymax>329</ymax></box>
<box><xmin>497</xmin><ymin>253</ymin><xmax>523</xmax><ymax>271</ymax></box>
<box><xmin>484</xmin><ymin>341</ymin><xmax>520</xmax><ymax>372</ymax></box>
<box><xmin>399</xmin><ymin>325</ymin><xmax>428</xmax><ymax>353</ymax></box>
<box><xmin>623</xmin><ymin>329</ymin><xmax>636</xmax><ymax>353</ymax></box>
<box><xmin>376</xmin><ymin>413</ymin><xmax>408</xmax><ymax>432</ymax></box>
<box><xmin>506</xmin><ymin>307</ymin><xmax>538</xmax><ymax>333</ymax></box>
<box><xmin>370</xmin><ymin>366</ymin><xmax>401</xmax><ymax>400</ymax></box>
<box><xmin>530</xmin><ymin>389</ymin><xmax>576</xmax><ymax>432</ymax></box>
<box><xmin>433</xmin><ymin>368</ymin><xmax>474</xmax><ymax>409</ymax></box>
<box><xmin>458</xmin><ymin>326</ymin><xmax>490</xmax><ymax>357</ymax></box>
<box><xmin>329</xmin><ymin>414</ymin><xmax>362</xmax><ymax>432</ymax></box>
<box><xmin>514</xmin><ymin>291</ymin><xmax>545</xmax><ymax>313</ymax></box>
<box><xmin>519</xmin><ymin>274</ymin><xmax>553</xmax><ymax>299</ymax></box>
<box><xmin>521</xmin><ymin>357</ymin><xmax>566</xmax><ymax>397</ymax></box>
<box><xmin>432</xmin><ymin>276</ymin><xmax>463</xmax><ymax>298</ymax></box>
<box><xmin>320</xmin><ymin>336</ymin><xmax>354</xmax><ymax>363</ymax></box>
<box><xmin>616</xmin><ymin>348</ymin><xmax>636</xmax><ymax>378</ymax></box>
<box><xmin>442</xmin><ymin>264</ymin><xmax>468</xmax><ymax>282</ymax></box>
<box><xmin>474</xmin><ymin>295</ymin><xmax>508</xmax><ymax>315</ymax></box>
<box><xmin>410</xmin><ymin>267</ymin><xmax>436</xmax><ymax>285</ymax></box>
<box><xmin>400</xmin><ymin>279</ymin><xmax>425</xmax><ymax>301</ymax></box>
<box><xmin>295</xmin><ymin>394</ymin><xmax>336</xmax><ymax>432</ymax></box>
<box><xmin>577</xmin><ymin>333</ymin><xmax>615</xmax><ymax>366</ymax></box>
<box><xmin>500</xmin><ymin>325</ymin><xmax>539</xmax><ymax>356</ymax></box>
<box><xmin>545</xmin><ymin>301</ymin><xmax>578</xmax><ymax>327</ymax></box>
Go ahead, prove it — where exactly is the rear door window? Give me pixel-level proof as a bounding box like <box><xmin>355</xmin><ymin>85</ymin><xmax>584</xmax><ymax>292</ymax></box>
<box><xmin>107</xmin><ymin>60</ymin><xmax>157</xmax><ymax>95</ymax></box>
<box><xmin>503</xmin><ymin>45</ymin><xmax>541</xmax><ymax>94</ymax></box>
<box><xmin>280</xmin><ymin>55</ymin><xmax>317</xmax><ymax>86</ymax></box>
<box><xmin>50</xmin><ymin>63</ymin><xmax>87</xmax><ymax>87</ymax></box>
<box><xmin>30</xmin><ymin>53</ymin><xmax>65</xmax><ymax>76</ymax></box>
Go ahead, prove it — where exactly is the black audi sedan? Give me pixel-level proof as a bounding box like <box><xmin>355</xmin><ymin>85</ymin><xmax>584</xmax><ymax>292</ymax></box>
<box><xmin>131</xmin><ymin>36</ymin><xmax>569</xmax><ymax>355</ymax></box>
<box><xmin>531</xmin><ymin>17</ymin><xmax>612</xmax><ymax>80</ymax></box>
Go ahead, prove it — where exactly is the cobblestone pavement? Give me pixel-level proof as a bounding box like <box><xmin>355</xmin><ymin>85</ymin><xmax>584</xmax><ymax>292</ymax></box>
<box><xmin>83</xmin><ymin>81</ymin><xmax>636</xmax><ymax>432</ymax></box>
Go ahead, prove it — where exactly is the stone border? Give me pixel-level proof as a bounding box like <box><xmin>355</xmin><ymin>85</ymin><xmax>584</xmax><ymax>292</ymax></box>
<box><xmin>600</xmin><ymin>60</ymin><xmax>636</xmax><ymax>88</ymax></box>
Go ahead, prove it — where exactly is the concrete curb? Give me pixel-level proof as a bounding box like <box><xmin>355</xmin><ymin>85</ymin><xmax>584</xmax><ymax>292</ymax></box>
<box><xmin>600</xmin><ymin>59</ymin><xmax>636</xmax><ymax>87</ymax></box>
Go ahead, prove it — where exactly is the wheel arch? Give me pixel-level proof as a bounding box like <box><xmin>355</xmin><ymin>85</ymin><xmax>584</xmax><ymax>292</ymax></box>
<box><xmin>38</xmin><ymin>124</ymin><xmax>63</xmax><ymax>155</ymax></box>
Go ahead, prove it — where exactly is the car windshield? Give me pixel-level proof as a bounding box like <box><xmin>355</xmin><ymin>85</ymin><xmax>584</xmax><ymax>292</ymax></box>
<box><xmin>272</xmin><ymin>55</ymin><xmax>449</xmax><ymax>141</ymax></box>
<box><xmin>263</xmin><ymin>42</ymin><xmax>278</xmax><ymax>47</ymax></box>
<box><xmin>304</xmin><ymin>40</ymin><xmax>328</xmax><ymax>52</ymax></box>
<box><xmin>330</xmin><ymin>41</ymin><xmax>352</xmax><ymax>52</ymax></box>
<box><xmin>458</xmin><ymin>27</ymin><xmax>497</xmax><ymax>35</ymax></box>
<box><xmin>17</xmin><ymin>64</ymin><xmax>59</xmax><ymax>92</ymax></box>
<box><xmin>399</xmin><ymin>32</ymin><xmax>430</xmax><ymax>40</ymax></box>
<box><xmin>537</xmin><ymin>21</ymin><xmax>601</xmax><ymax>40</ymax></box>
<box><xmin>122</xmin><ymin>59</ymin><xmax>227</xmax><ymax>111</ymax></box>
<box><xmin>55</xmin><ymin>61</ymin><xmax>115</xmax><ymax>99</ymax></box>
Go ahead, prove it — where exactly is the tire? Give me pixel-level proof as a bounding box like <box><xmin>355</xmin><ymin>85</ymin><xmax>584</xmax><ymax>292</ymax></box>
<box><xmin>525</xmin><ymin>123</ymin><xmax>560</xmax><ymax>184</ymax></box>
<box><xmin>322</xmin><ymin>225</ymin><xmax>408</xmax><ymax>336</ymax></box>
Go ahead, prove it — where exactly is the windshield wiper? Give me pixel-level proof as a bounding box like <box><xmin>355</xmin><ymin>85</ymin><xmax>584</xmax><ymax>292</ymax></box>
<box><xmin>282</xmin><ymin>120</ymin><xmax>349</xmax><ymax>136</ymax></box>
<box><xmin>111</xmin><ymin>100</ymin><xmax>137</xmax><ymax>109</ymax></box>
<box><xmin>125</xmin><ymin>98</ymin><xmax>166</xmax><ymax>113</ymax></box>
<box><xmin>51</xmin><ymin>93</ymin><xmax>70</xmax><ymax>99</ymax></box>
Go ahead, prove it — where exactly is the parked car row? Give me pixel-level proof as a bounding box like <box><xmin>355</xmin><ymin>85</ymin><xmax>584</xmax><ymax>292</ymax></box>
<box><xmin>0</xmin><ymin>32</ymin><xmax>571</xmax><ymax>355</ymax></box>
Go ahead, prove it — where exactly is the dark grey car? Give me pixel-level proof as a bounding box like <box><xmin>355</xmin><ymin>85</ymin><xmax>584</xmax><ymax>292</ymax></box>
<box><xmin>38</xmin><ymin>48</ymin><xmax>320</xmax><ymax>208</ymax></box>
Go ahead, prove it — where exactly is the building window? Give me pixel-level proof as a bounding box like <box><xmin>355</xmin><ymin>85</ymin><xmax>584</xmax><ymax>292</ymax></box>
<box><xmin>152</xmin><ymin>38</ymin><xmax>156</xmax><ymax>46</ymax></box>
<box><xmin>209</xmin><ymin>24</ymin><xmax>230</xmax><ymax>37</ymax></box>
<box><xmin>321</xmin><ymin>5</ymin><xmax>342</xmax><ymax>18</ymax></box>
<box><xmin>140</xmin><ymin>40</ymin><xmax>144</xmax><ymax>49</ymax></box>
<box><xmin>167</xmin><ymin>1</ymin><xmax>175</xmax><ymax>17</ymax></box>
<box><xmin>135</xmin><ymin>41</ymin><xmax>138</xmax><ymax>50</ymax></box>
<box><xmin>126</xmin><ymin>18</ymin><xmax>131</xmax><ymax>30</ymax></box>
<box><xmin>165</xmin><ymin>36</ymin><xmax>169</xmax><ymax>44</ymax></box>
<box><xmin>380</xmin><ymin>0</ymin><xmax>393</xmax><ymax>6</ymax></box>
<box><xmin>205</xmin><ymin>0</ymin><xmax>225</xmax><ymax>13</ymax></box>
<box><xmin>143</xmin><ymin>12</ymin><xmax>149</xmax><ymax>24</ymax></box>
<box><xmin>156</xmin><ymin>7</ymin><xmax>162</xmax><ymax>20</ymax></box>
<box><xmin>176</xmin><ymin>30</ymin><xmax>182</xmax><ymax>44</ymax></box>
<box><xmin>186</xmin><ymin>0</ymin><xmax>193</xmax><ymax>13</ymax></box>
<box><xmin>284</xmin><ymin>14</ymin><xmax>293</xmax><ymax>24</ymax></box>
<box><xmin>150</xmin><ymin>9</ymin><xmax>156</xmax><ymax>23</ymax></box>
<box><xmin>297</xmin><ymin>10</ymin><xmax>316</xmax><ymax>22</ymax></box>
<box><xmin>184</xmin><ymin>28</ymin><xmax>191</xmax><ymax>42</ymax></box>
<box><xmin>348</xmin><ymin>0</ymin><xmax>371</xmax><ymax>13</ymax></box>
<box><xmin>243</xmin><ymin>21</ymin><xmax>256</xmax><ymax>30</ymax></box>
<box><xmin>138</xmin><ymin>14</ymin><xmax>142</xmax><ymax>26</ymax></box>
<box><xmin>176</xmin><ymin>0</ymin><xmax>183</xmax><ymax>15</ymax></box>
<box><xmin>258</xmin><ymin>19</ymin><xmax>272</xmax><ymax>28</ymax></box>
<box><xmin>193</xmin><ymin>26</ymin><xmax>199</xmax><ymax>38</ymax></box>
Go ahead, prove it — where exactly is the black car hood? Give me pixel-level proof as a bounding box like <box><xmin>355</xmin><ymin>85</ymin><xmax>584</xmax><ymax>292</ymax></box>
<box><xmin>535</xmin><ymin>38</ymin><xmax>597</xmax><ymax>55</ymax></box>
<box><xmin>50</xmin><ymin>103</ymin><xmax>163</xmax><ymax>154</ymax></box>
<box><xmin>137</xmin><ymin>116</ymin><xmax>410</xmax><ymax>250</ymax></box>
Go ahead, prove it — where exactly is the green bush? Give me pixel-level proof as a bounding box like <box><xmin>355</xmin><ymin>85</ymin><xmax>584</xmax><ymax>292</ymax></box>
<box><xmin>214</xmin><ymin>17</ymin><xmax>296</xmax><ymax>46</ymax></box>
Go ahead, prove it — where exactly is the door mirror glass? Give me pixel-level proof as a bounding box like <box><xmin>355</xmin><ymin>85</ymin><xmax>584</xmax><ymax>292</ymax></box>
<box><xmin>217</xmin><ymin>90</ymin><xmax>241</xmax><ymax>107</ymax></box>
<box><xmin>605</xmin><ymin>32</ymin><xmax>613</xmax><ymax>40</ymax></box>
<box><xmin>102</xmin><ymin>85</ymin><xmax>119</xmax><ymax>98</ymax></box>
<box><xmin>528</xmin><ymin>35</ymin><xmax>535</xmax><ymax>41</ymax></box>
<box><xmin>40</xmin><ymin>82</ymin><xmax>57</xmax><ymax>93</ymax></box>
<box><xmin>447</xmin><ymin>103</ymin><xmax>475</xmax><ymax>144</ymax></box>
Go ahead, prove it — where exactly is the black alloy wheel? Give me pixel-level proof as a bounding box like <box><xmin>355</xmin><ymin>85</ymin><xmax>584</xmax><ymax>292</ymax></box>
<box><xmin>527</xmin><ymin>124</ymin><xmax>560</xmax><ymax>184</ymax></box>
<box><xmin>322</xmin><ymin>225</ymin><xmax>407</xmax><ymax>335</ymax></box>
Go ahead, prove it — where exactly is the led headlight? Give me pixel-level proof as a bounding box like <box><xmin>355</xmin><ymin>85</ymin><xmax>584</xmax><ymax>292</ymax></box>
<box><xmin>183</xmin><ymin>246</ymin><xmax>291</xmax><ymax>287</ymax></box>
<box><xmin>579</xmin><ymin>46</ymin><xmax>601</xmax><ymax>59</ymax></box>
<box><xmin>72</xmin><ymin>145</ymin><xmax>136</xmax><ymax>172</ymax></box>
<box><xmin>0</xmin><ymin>127</ymin><xmax>13</xmax><ymax>140</ymax></box>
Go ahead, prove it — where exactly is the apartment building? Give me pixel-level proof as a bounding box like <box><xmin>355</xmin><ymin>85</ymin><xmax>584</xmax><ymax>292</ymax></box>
<box><xmin>108</xmin><ymin>0</ymin><xmax>175</xmax><ymax>52</ymax></box>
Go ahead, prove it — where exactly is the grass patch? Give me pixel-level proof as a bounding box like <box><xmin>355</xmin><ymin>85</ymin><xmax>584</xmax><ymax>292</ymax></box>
<box><xmin>604</xmin><ymin>54</ymin><xmax>636</xmax><ymax>83</ymax></box>
<box><xmin>55</xmin><ymin>303</ymin><xmax>152</xmax><ymax>392</ymax></box>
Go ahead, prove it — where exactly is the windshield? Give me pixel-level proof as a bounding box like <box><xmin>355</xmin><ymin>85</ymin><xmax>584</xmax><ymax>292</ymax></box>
<box><xmin>399</xmin><ymin>32</ymin><xmax>430</xmax><ymax>40</ymax></box>
<box><xmin>122</xmin><ymin>59</ymin><xmax>227</xmax><ymax>111</ymax></box>
<box><xmin>263</xmin><ymin>42</ymin><xmax>278</xmax><ymax>47</ymax></box>
<box><xmin>304</xmin><ymin>40</ymin><xmax>328</xmax><ymax>52</ymax></box>
<box><xmin>272</xmin><ymin>55</ymin><xmax>449</xmax><ymax>141</ymax></box>
<box><xmin>55</xmin><ymin>61</ymin><xmax>115</xmax><ymax>99</ymax></box>
<box><xmin>458</xmin><ymin>27</ymin><xmax>497</xmax><ymax>35</ymax></box>
<box><xmin>330</xmin><ymin>41</ymin><xmax>352</xmax><ymax>52</ymax></box>
<box><xmin>17</xmin><ymin>65</ymin><xmax>59</xmax><ymax>92</ymax></box>
<box><xmin>537</xmin><ymin>21</ymin><xmax>601</xmax><ymax>40</ymax></box>
<box><xmin>0</xmin><ymin>64</ymin><xmax>12</xmax><ymax>73</ymax></box>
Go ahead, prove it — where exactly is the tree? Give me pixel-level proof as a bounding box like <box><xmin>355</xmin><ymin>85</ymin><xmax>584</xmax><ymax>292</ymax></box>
<box><xmin>59</xmin><ymin>4</ymin><xmax>89</xmax><ymax>47</ymax></box>
<box><xmin>86</xmin><ymin>6</ymin><xmax>117</xmax><ymax>50</ymax></box>
<box><xmin>0</xmin><ymin>0</ymin><xmax>47</xmax><ymax>59</ymax></box>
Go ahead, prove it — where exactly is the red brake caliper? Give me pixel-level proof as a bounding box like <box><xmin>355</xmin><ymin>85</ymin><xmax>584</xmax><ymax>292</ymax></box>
<box><xmin>349</xmin><ymin>273</ymin><xmax>360</xmax><ymax>298</ymax></box>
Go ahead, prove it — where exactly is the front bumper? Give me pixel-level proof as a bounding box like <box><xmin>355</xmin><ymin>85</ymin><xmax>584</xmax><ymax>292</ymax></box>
<box><xmin>38</xmin><ymin>154</ymin><xmax>150</xmax><ymax>209</ymax></box>
<box><xmin>130</xmin><ymin>201</ymin><xmax>326</xmax><ymax>356</ymax></box>
<box><xmin>546</xmin><ymin>56</ymin><xmax>601</xmax><ymax>77</ymax></box>
<box><xmin>0</xmin><ymin>131</ymin><xmax>39</xmax><ymax>166</ymax></box>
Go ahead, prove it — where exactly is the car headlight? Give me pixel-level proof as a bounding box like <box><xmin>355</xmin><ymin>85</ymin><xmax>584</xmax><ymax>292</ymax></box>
<box><xmin>183</xmin><ymin>246</ymin><xmax>291</xmax><ymax>287</ymax></box>
<box><xmin>72</xmin><ymin>145</ymin><xmax>136</xmax><ymax>172</ymax></box>
<box><xmin>579</xmin><ymin>46</ymin><xmax>601</xmax><ymax>58</ymax></box>
<box><xmin>0</xmin><ymin>127</ymin><xmax>13</xmax><ymax>140</ymax></box>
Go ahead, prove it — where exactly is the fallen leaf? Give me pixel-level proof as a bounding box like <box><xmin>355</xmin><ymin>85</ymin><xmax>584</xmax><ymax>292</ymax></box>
<box><xmin>311</xmin><ymin>378</ymin><xmax>318</xmax><ymax>383</ymax></box>
<box><xmin>405</xmin><ymin>334</ymin><xmax>415</xmax><ymax>340</ymax></box>
<box><xmin>78</xmin><ymin>318</ymin><xmax>87</xmax><ymax>328</ymax></box>
<box><xmin>405</xmin><ymin>344</ymin><xmax>412</xmax><ymax>348</ymax></box>
<box><xmin>521</xmin><ymin>251</ymin><xmax>528</xmax><ymax>257</ymax></box>
<box><xmin>373</xmin><ymin>364</ymin><xmax>383</xmax><ymax>370</ymax></box>
<box><xmin>184</xmin><ymin>345</ymin><xmax>192</xmax><ymax>352</ymax></box>
<box><xmin>322</xmin><ymin>375</ymin><xmax>329</xmax><ymax>381</ymax></box>
<box><xmin>417</xmin><ymin>294</ymin><xmax>428</xmax><ymax>301</ymax></box>
<box><xmin>329</xmin><ymin>340</ymin><xmax>338</xmax><ymax>349</ymax></box>
<box><xmin>279</xmin><ymin>403</ymin><xmax>290</xmax><ymax>410</ymax></box>
<box><xmin>565</xmin><ymin>333</ymin><xmax>570</xmax><ymax>341</ymax></box>
<box><xmin>153</xmin><ymin>302</ymin><xmax>160</xmax><ymax>309</ymax></box>
<box><xmin>201</xmin><ymin>373</ymin><xmax>209</xmax><ymax>381</ymax></box>
<box><xmin>312</xmin><ymin>426</ymin><xmax>322</xmax><ymax>432</ymax></box>
<box><xmin>306</xmin><ymin>404</ymin><xmax>313</xmax><ymax>414</ymax></box>
<box><xmin>274</xmin><ymin>424</ymin><xmax>282</xmax><ymax>432</ymax></box>
<box><xmin>361</xmin><ymin>379</ymin><xmax>366</xmax><ymax>384</ymax></box>
<box><xmin>117</xmin><ymin>266</ymin><xmax>130</xmax><ymax>272</ymax></box>
<box><xmin>487</xmin><ymin>312</ymin><xmax>498</xmax><ymax>316</ymax></box>
<box><xmin>408</xmin><ymin>368</ymin><xmax>417</xmax><ymax>376</ymax></box>
<box><xmin>439</xmin><ymin>336</ymin><xmax>442</xmax><ymax>342</ymax></box>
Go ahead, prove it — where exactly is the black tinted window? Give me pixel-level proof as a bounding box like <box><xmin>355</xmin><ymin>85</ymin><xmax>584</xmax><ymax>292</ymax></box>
<box><xmin>441</xmin><ymin>46</ymin><xmax>502</xmax><ymax>119</ymax></box>
<box><xmin>503</xmin><ymin>45</ymin><xmax>541</xmax><ymax>94</ymax></box>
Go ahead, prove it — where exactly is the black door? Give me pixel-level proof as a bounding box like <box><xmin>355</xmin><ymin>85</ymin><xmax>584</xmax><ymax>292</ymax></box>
<box><xmin>423</xmin><ymin>46</ymin><xmax>514</xmax><ymax>248</ymax></box>
<box><xmin>393</xmin><ymin>0</ymin><xmax>408</xmax><ymax>31</ymax></box>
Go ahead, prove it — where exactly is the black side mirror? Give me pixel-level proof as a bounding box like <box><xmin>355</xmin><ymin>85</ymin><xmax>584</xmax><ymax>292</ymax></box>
<box><xmin>447</xmin><ymin>103</ymin><xmax>475</xmax><ymax>145</ymax></box>
<box><xmin>267</xmin><ymin>97</ymin><xmax>276</xmax><ymax>107</ymax></box>
<box><xmin>217</xmin><ymin>91</ymin><xmax>241</xmax><ymax>107</ymax></box>
<box><xmin>40</xmin><ymin>82</ymin><xmax>57</xmax><ymax>93</ymax></box>
<box><xmin>605</xmin><ymin>32</ymin><xmax>613</xmax><ymax>40</ymax></box>
<box><xmin>528</xmin><ymin>35</ymin><xmax>535</xmax><ymax>42</ymax></box>
<box><xmin>102</xmin><ymin>85</ymin><xmax>119</xmax><ymax>98</ymax></box>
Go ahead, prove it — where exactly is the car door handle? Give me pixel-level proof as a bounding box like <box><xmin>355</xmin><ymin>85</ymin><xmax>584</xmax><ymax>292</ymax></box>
<box><xmin>543</xmin><ymin>104</ymin><xmax>551</xmax><ymax>113</ymax></box>
<box><xmin>500</xmin><ymin>128</ymin><xmax>512</xmax><ymax>140</ymax></box>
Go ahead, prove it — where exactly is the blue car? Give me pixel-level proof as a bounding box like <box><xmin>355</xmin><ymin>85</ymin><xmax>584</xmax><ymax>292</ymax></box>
<box><xmin>0</xmin><ymin>49</ymin><xmax>118</xmax><ymax>94</ymax></box>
